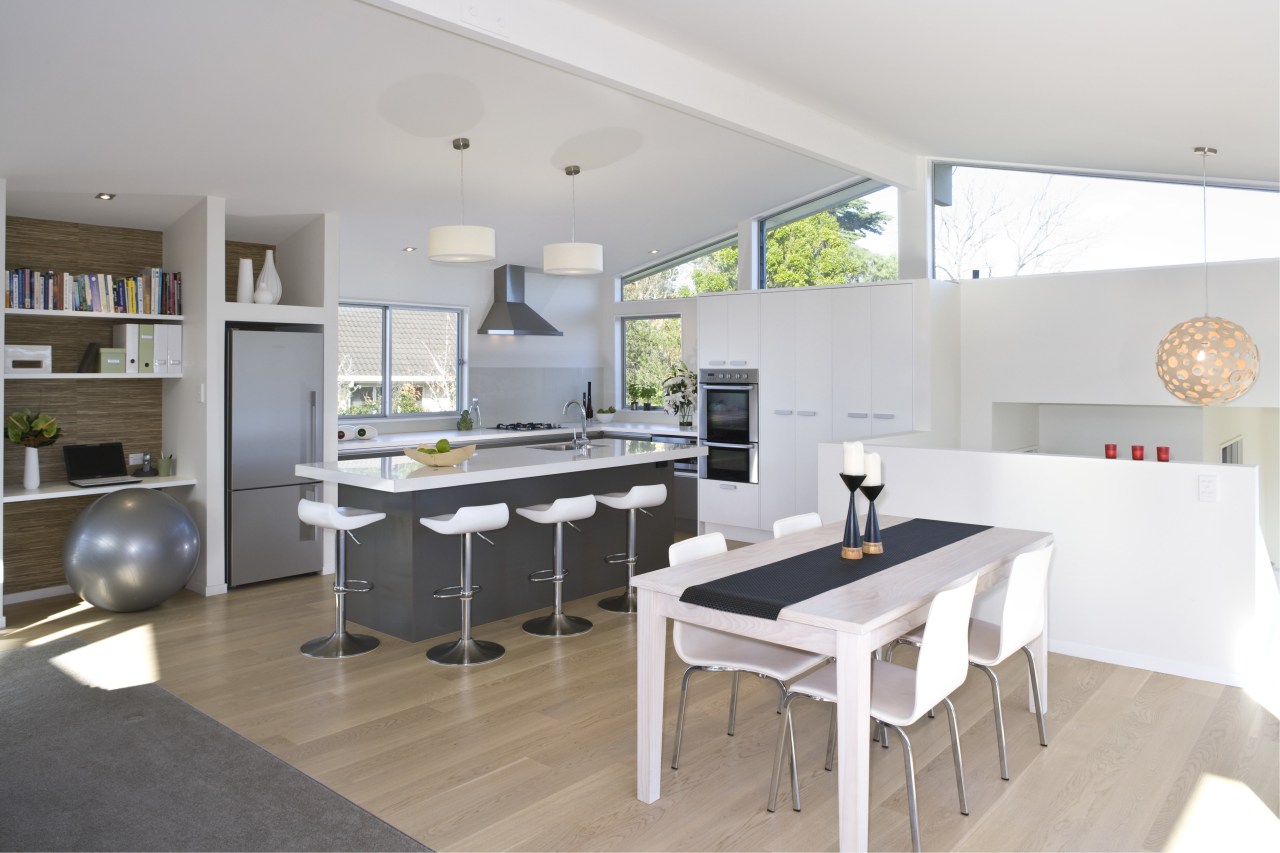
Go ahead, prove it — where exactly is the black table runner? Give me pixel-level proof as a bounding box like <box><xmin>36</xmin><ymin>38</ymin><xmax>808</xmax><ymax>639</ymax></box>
<box><xmin>679</xmin><ymin>518</ymin><xmax>992</xmax><ymax>620</ymax></box>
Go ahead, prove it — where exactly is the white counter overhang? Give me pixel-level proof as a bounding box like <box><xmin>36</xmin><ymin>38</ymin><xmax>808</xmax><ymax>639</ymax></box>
<box><xmin>298</xmin><ymin>439</ymin><xmax>705</xmax><ymax>493</ymax></box>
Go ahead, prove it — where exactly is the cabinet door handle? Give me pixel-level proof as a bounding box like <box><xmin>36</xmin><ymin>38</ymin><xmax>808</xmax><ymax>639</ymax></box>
<box><xmin>719</xmin><ymin>483</ymin><xmax>738</xmax><ymax>490</ymax></box>
<box><xmin>774</xmin><ymin>409</ymin><xmax>794</xmax><ymax>416</ymax></box>
<box><xmin>847</xmin><ymin>412</ymin><xmax>869</xmax><ymax>419</ymax></box>
<box><xmin>874</xmin><ymin>413</ymin><xmax>896</xmax><ymax>419</ymax></box>
<box><xmin>729</xmin><ymin>360</ymin><xmax>748</xmax><ymax>366</ymax></box>
<box><xmin>797</xmin><ymin>410</ymin><xmax>817</xmax><ymax>417</ymax></box>
<box><xmin>709</xmin><ymin>359</ymin><xmax>726</xmax><ymax>366</ymax></box>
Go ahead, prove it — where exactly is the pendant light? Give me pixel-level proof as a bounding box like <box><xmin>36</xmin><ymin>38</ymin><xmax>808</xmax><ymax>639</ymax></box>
<box><xmin>427</xmin><ymin>138</ymin><xmax>496</xmax><ymax>263</ymax></box>
<box><xmin>543</xmin><ymin>165</ymin><xmax>604</xmax><ymax>275</ymax></box>
<box><xmin>1155</xmin><ymin>147</ymin><xmax>1259</xmax><ymax>405</ymax></box>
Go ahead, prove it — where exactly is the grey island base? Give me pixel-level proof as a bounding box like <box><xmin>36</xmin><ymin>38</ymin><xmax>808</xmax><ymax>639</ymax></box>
<box><xmin>297</xmin><ymin>440</ymin><xmax>702</xmax><ymax>644</ymax></box>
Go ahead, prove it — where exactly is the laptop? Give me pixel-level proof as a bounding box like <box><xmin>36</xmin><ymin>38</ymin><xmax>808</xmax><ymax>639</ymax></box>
<box><xmin>63</xmin><ymin>442</ymin><xmax>142</xmax><ymax>488</ymax></box>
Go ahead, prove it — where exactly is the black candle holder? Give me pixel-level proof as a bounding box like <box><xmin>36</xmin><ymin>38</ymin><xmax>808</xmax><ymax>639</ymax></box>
<box><xmin>839</xmin><ymin>473</ymin><xmax>866</xmax><ymax>560</ymax></box>
<box><xmin>859</xmin><ymin>484</ymin><xmax>884</xmax><ymax>555</ymax></box>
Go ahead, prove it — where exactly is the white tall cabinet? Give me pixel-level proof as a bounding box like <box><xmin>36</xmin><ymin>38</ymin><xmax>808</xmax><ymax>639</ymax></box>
<box><xmin>696</xmin><ymin>291</ymin><xmax>760</xmax><ymax>369</ymax></box>
<box><xmin>830</xmin><ymin>282</ymin><xmax>916</xmax><ymax>441</ymax></box>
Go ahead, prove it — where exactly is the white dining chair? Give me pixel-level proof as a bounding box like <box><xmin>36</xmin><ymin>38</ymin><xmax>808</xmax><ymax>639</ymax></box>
<box><xmin>771</xmin><ymin>512</ymin><xmax>823</xmax><ymax>539</ymax></box>
<box><xmin>668</xmin><ymin>532</ymin><xmax>828</xmax><ymax>770</ymax></box>
<box><xmin>889</xmin><ymin>543</ymin><xmax>1054</xmax><ymax>780</ymax></box>
<box><xmin>768</xmin><ymin>573</ymin><xmax>978</xmax><ymax>853</ymax></box>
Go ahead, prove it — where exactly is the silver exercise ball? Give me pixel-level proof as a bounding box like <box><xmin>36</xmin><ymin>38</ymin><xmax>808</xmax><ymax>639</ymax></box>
<box><xmin>63</xmin><ymin>488</ymin><xmax>201</xmax><ymax>613</ymax></box>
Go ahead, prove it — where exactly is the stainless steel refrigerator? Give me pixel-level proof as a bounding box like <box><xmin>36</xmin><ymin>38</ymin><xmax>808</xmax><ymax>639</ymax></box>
<box><xmin>226</xmin><ymin>326</ymin><xmax>324</xmax><ymax>586</ymax></box>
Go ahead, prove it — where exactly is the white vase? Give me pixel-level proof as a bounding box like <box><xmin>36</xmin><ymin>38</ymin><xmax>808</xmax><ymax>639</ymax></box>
<box><xmin>255</xmin><ymin>249</ymin><xmax>283</xmax><ymax>305</ymax></box>
<box><xmin>236</xmin><ymin>258</ymin><xmax>255</xmax><ymax>303</ymax></box>
<box><xmin>23</xmin><ymin>446</ymin><xmax>40</xmax><ymax>490</ymax></box>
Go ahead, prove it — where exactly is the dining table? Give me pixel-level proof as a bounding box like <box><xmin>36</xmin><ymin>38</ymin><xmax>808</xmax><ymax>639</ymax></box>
<box><xmin>632</xmin><ymin>515</ymin><xmax>1054</xmax><ymax>852</ymax></box>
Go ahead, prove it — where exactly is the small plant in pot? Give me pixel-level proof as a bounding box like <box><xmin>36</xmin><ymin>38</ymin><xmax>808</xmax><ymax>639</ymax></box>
<box><xmin>626</xmin><ymin>382</ymin><xmax>642</xmax><ymax>411</ymax></box>
<box><xmin>6</xmin><ymin>409</ymin><xmax>61</xmax><ymax>490</ymax></box>
<box><xmin>662</xmin><ymin>360</ymin><xmax>697</xmax><ymax>426</ymax></box>
<box><xmin>640</xmin><ymin>383</ymin><xmax>659</xmax><ymax>411</ymax></box>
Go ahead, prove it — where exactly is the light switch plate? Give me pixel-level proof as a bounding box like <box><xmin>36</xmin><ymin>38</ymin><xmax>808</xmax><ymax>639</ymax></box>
<box><xmin>1198</xmin><ymin>475</ymin><xmax>1218</xmax><ymax>502</ymax></box>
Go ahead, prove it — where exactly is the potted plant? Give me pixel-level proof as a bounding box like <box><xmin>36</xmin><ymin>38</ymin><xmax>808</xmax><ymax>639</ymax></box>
<box><xmin>640</xmin><ymin>383</ymin><xmax>659</xmax><ymax>411</ymax></box>
<box><xmin>6</xmin><ymin>409</ymin><xmax>61</xmax><ymax>490</ymax></box>
<box><xmin>662</xmin><ymin>361</ymin><xmax>698</xmax><ymax>426</ymax></box>
<box><xmin>626</xmin><ymin>381</ymin><xmax>642</xmax><ymax>411</ymax></box>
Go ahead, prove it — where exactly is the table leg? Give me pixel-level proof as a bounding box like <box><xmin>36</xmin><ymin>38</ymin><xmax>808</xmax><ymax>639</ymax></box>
<box><xmin>637</xmin><ymin>587</ymin><xmax>667</xmax><ymax>803</ymax></box>
<box><xmin>835</xmin><ymin>631</ymin><xmax>873</xmax><ymax>853</ymax></box>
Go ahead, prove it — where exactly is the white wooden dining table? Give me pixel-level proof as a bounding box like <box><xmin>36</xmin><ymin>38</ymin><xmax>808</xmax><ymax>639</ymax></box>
<box><xmin>632</xmin><ymin>515</ymin><xmax>1053</xmax><ymax>852</ymax></box>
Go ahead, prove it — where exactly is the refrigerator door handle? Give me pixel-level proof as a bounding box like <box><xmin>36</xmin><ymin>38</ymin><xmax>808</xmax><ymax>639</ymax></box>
<box><xmin>310</xmin><ymin>390</ymin><xmax>319</xmax><ymax>465</ymax></box>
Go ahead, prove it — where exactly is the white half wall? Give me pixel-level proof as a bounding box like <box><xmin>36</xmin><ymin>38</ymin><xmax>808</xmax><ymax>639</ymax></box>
<box><xmin>817</xmin><ymin>443</ymin><xmax>1274</xmax><ymax>686</ymax></box>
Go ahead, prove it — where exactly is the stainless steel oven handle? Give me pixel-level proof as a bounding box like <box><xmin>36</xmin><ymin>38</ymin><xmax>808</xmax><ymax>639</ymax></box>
<box><xmin>702</xmin><ymin>441</ymin><xmax>756</xmax><ymax>449</ymax></box>
<box><xmin>719</xmin><ymin>483</ymin><xmax>738</xmax><ymax>490</ymax></box>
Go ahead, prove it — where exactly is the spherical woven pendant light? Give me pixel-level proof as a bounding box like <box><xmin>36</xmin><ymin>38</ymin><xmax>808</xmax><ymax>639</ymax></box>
<box><xmin>1155</xmin><ymin>147</ymin><xmax>1259</xmax><ymax>406</ymax></box>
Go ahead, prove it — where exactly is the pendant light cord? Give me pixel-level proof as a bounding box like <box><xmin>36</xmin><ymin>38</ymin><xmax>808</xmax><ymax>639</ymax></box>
<box><xmin>458</xmin><ymin>145</ymin><xmax>466</xmax><ymax>226</ymax></box>
<box><xmin>1201</xmin><ymin>149</ymin><xmax>1209</xmax><ymax>315</ymax></box>
<box><xmin>570</xmin><ymin>171</ymin><xmax>578</xmax><ymax>243</ymax></box>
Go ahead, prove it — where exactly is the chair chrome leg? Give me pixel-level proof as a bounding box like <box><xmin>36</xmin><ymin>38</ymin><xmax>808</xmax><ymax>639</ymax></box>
<box><xmin>886</xmin><ymin>722</ymin><xmax>921</xmax><ymax>853</ymax></box>
<box><xmin>671</xmin><ymin>665</ymin><xmax>703</xmax><ymax>770</ymax></box>
<box><xmin>767</xmin><ymin>695</ymin><xmax>802</xmax><ymax>813</ymax></box>
<box><xmin>727</xmin><ymin>670</ymin><xmax>741</xmax><ymax>736</ymax></box>
<box><xmin>974</xmin><ymin>662</ymin><xmax>1008</xmax><ymax>780</ymax></box>
<box><xmin>1021</xmin><ymin>644</ymin><xmax>1049</xmax><ymax>746</ymax></box>
<box><xmin>825</xmin><ymin>703</ymin><xmax>837</xmax><ymax>772</ymax></box>
<box><xmin>941</xmin><ymin>696</ymin><xmax>969</xmax><ymax>816</ymax></box>
<box><xmin>301</xmin><ymin>528</ymin><xmax>379</xmax><ymax>659</ymax></box>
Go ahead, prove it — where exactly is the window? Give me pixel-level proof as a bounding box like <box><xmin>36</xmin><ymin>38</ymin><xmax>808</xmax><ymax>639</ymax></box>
<box><xmin>761</xmin><ymin>181</ymin><xmax>899</xmax><ymax>288</ymax></box>
<box><xmin>622</xmin><ymin>315</ymin><xmax>681</xmax><ymax>409</ymax></box>
<box><xmin>933</xmin><ymin>164</ymin><xmax>1280</xmax><ymax>281</ymax></box>
<box><xmin>621</xmin><ymin>237</ymin><xmax>738</xmax><ymax>301</ymax></box>
<box><xmin>337</xmin><ymin>302</ymin><xmax>463</xmax><ymax>418</ymax></box>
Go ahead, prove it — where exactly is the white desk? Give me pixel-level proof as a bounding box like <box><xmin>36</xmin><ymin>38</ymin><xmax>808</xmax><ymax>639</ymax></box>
<box><xmin>632</xmin><ymin>516</ymin><xmax>1053</xmax><ymax>852</ymax></box>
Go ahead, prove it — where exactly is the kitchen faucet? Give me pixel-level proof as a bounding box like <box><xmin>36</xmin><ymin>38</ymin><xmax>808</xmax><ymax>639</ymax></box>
<box><xmin>563</xmin><ymin>399</ymin><xmax>589</xmax><ymax>449</ymax></box>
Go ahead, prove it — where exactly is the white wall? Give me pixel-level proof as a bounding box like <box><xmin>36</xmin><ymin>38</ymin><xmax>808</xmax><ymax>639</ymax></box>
<box><xmin>959</xmin><ymin>259</ymin><xmax>1280</xmax><ymax>450</ymax></box>
<box><xmin>1037</xmin><ymin>404</ymin><xmax>1205</xmax><ymax>461</ymax></box>
<box><xmin>1203</xmin><ymin>406</ymin><xmax>1280</xmax><ymax>564</ymax></box>
<box><xmin>817</xmin><ymin>443</ymin><xmax>1274</xmax><ymax>686</ymax></box>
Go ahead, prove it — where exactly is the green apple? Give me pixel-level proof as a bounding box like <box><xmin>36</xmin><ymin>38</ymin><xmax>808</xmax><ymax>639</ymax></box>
<box><xmin>435</xmin><ymin>438</ymin><xmax>451</xmax><ymax>453</ymax></box>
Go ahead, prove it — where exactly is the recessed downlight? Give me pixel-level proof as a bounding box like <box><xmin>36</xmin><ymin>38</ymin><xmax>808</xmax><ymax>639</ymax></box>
<box><xmin>95</xmin><ymin>192</ymin><xmax>116</xmax><ymax>201</ymax></box>
<box><xmin>403</xmin><ymin>246</ymin><xmax>417</xmax><ymax>252</ymax></box>
<box><xmin>648</xmin><ymin>249</ymin><xmax>660</xmax><ymax>254</ymax></box>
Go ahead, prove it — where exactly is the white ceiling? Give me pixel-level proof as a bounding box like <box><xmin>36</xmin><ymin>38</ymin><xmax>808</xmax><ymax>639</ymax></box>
<box><xmin>0</xmin><ymin>0</ymin><xmax>1275</xmax><ymax>278</ymax></box>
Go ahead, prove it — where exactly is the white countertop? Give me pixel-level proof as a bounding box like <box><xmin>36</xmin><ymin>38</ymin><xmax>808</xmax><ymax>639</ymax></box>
<box><xmin>302</xmin><ymin>438</ymin><xmax>705</xmax><ymax>493</ymax></box>
<box><xmin>336</xmin><ymin>421</ymin><xmax>697</xmax><ymax>457</ymax></box>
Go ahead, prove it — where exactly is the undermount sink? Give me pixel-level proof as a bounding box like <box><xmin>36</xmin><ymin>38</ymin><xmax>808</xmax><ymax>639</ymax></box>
<box><xmin>527</xmin><ymin>441</ymin><xmax>606</xmax><ymax>452</ymax></box>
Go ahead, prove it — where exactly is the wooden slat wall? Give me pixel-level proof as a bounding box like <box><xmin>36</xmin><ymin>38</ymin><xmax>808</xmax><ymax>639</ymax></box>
<box><xmin>4</xmin><ymin>216</ymin><xmax>168</xmax><ymax>593</ymax></box>
<box><xmin>225</xmin><ymin>241</ymin><xmax>274</xmax><ymax>303</ymax></box>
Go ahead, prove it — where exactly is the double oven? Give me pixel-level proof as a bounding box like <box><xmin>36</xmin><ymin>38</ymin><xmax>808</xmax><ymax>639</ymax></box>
<box><xmin>698</xmin><ymin>368</ymin><xmax>759</xmax><ymax>484</ymax></box>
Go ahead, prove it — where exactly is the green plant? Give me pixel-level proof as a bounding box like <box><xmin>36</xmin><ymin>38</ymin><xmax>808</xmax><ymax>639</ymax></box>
<box><xmin>5</xmin><ymin>410</ymin><xmax>61</xmax><ymax>447</ymax></box>
<box><xmin>662</xmin><ymin>360</ymin><xmax>697</xmax><ymax>421</ymax></box>
<box><xmin>456</xmin><ymin>409</ymin><xmax>473</xmax><ymax>431</ymax></box>
<box><xmin>626</xmin><ymin>382</ymin><xmax>642</xmax><ymax>404</ymax></box>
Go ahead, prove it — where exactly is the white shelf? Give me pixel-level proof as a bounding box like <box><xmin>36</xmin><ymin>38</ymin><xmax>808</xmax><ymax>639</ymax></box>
<box><xmin>3</xmin><ymin>476</ymin><xmax>198</xmax><ymax>503</ymax></box>
<box><xmin>4</xmin><ymin>308</ymin><xmax>183</xmax><ymax>321</ymax></box>
<box><xmin>4</xmin><ymin>372</ymin><xmax>183</xmax><ymax>380</ymax></box>
<box><xmin>220</xmin><ymin>302</ymin><xmax>326</xmax><ymax>324</ymax></box>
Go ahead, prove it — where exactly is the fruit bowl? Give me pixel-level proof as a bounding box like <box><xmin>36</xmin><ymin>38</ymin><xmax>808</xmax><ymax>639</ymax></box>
<box><xmin>595</xmin><ymin>412</ymin><xmax>615</xmax><ymax>424</ymax></box>
<box><xmin>404</xmin><ymin>444</ymin><xmax>477</xmax><ymax>467</ymax></box>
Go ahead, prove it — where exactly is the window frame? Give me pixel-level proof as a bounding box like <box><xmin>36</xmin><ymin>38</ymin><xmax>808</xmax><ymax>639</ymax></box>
<box><xmin>619</xmin><ymin>234</ymin><xmax>739</xmax><ymax>302</ymax></box>
<box><xmin>620</xmin><ymin>313</ymin><xmax>682</xmax><ymax>409</ymax></box>
<box><xmin>337</xmin><ymin>299</ymin><xmax>466</xmax><ymax>421</ymax></box>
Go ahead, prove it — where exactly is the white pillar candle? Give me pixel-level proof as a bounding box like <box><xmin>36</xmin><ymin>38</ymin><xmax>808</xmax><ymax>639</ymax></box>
<box><xmin>864</xmin><ymin>452</ymin><xmax>882</xmax><ymax>486</ymax></box>
<box><xmin>842</xmin><ymin>441</ymin><xmax>865</xmax><ymax>476</ymax></box>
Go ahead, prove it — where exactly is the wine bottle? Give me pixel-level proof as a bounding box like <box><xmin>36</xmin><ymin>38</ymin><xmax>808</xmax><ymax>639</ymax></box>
<box><xmin>586</xmin><ymin>382</ymin><xmax>594</xmax><ymax>420</ymax></box>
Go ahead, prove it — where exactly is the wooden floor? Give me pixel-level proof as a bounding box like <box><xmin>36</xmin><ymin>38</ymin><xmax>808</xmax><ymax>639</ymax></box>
<box><xmin>2</xmin><ymin>576</ymin><xmax>1277</xmax><ymax>852</ymax></box>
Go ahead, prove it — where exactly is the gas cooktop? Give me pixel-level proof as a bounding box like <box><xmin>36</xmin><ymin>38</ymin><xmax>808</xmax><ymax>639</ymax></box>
<box><xmin>494</xmin><ymin>422</ymin><xmax>562</xmax><ymax>431</ymax></box>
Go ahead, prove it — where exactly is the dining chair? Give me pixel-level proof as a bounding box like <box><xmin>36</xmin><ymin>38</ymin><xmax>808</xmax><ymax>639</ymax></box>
<box><xmin>888</xmin><ymin>543</ymin><xmax>1054</xmax><ymax>780</ymax></box>
<box><xmin>668</xmin><ymin>532</ymin><xmax>828</xmax><ymax>770</ymax></box>
<box><xmin>771</xmin><ymin>512</ymin><xmax>823</xmax><ymax>539</ymax></box>
<box><xmin>768</xmin><ymin>573</ymin><xmax>978</xmax><ymax>853</ymax></box>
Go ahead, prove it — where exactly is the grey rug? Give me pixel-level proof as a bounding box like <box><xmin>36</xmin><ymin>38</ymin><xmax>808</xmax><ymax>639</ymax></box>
<box><xmin>0</xmin><ymin>638</ymin><xmax>429</xmax><ymax>852</ymax></box>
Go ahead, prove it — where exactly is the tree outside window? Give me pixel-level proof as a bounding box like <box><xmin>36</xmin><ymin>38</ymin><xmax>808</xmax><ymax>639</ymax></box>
<box><xmin>762</xmin><ymin>184</ymin><xmax>899</xmax><ymax>288</ymax></box>
<box><xmin>622</xmin><ymin>316</ymin><xmax>681</xmax><ymax>409</ymax></box>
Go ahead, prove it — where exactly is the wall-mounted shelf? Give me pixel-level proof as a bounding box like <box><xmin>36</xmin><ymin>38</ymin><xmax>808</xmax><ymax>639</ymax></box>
<box><xmin>4</xmin><ymin>308</ymin><xmax>183</xmax><ymax>321</ymax></box>
<box><xmin>3</xmin><ymin>477</ymin><xmax>198</xmax><ymax>503</ymax></box>
<box><xmin>3</xmin><ymin>372</ymin><xmax>184</xmax><ymax>380</ymax></box>
<box><xmin>220</xmin><ymin>302</ymin><xmax>326</xmax><ymax>325</ymax></box>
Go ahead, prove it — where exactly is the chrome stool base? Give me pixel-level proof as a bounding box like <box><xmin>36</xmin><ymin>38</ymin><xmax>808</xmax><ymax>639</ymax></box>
<box><xmin>523</xmin><ymin>611</ymin><xmax>593</xmax><ymax>637</ymax></box>
<box><xmin>427</xmin><ymin>636</ymin><xmax>505</xmax><ymax>666</ymax></box>
<box><xmin>598</xmin><ymin>588</ymin><xmax>638</xmax><ymax>613</ymax></box>
<box><xmin>301</xmin><ymin>630</ymin><xmax>380</xmax><ymax>659</ymax></box>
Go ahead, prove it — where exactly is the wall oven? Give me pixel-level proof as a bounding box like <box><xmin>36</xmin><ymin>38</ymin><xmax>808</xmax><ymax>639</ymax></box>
<box><xmin>698</xmin><ymin>368</ymin><xmax>759</xmax><ymax>484</ymax></box>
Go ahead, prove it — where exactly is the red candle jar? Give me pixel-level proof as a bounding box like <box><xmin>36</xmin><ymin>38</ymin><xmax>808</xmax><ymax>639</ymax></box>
<box><xmin>1157</xmin><ymin>446</ymin><xmax>1170</xmax><ymax>462</ymax></box>
<box><xmin>1131</xmin><ymin>445</ymin><xmax>1145</xmax><ymax>461</ymax></box>
<box><xmin>1104</xmin><ymin>443</ymin><xmax>1117</xmax><ymax>459</ymax></box>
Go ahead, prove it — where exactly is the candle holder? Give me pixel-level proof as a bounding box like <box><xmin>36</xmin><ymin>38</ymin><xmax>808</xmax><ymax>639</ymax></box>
<box><xmin>859</xmin><ymin>484</ymin><xmax>884</xmax><ymax>555</ymax></box>
<box><xmin>839</xmin><ymin>473</ymin><xmax>867</xmax><ymax>560</ymax></box>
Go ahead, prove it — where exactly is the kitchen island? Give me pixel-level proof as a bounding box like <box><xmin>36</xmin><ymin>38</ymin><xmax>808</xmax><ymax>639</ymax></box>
<box><xmin>297</xmin><ymin>439</ymin><xmax>704</xmax><ymax>642</ymax></box>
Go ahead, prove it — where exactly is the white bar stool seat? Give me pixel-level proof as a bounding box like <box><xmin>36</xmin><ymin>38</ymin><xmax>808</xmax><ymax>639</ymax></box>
<box><xmin>594</xmin><ymin>483</ymin><xmax>667</xmax><ymax>613</ymax></box>
<box><xmin>297</xmin><ymin>499</ymin><xmax>386</xmax><ymax>660</ymax></box>
<box><xmin>516</xmin><ymin>494</ymin><xmax>597</xmax><ymax>637</ymax></box>
<box><xmin>420</xmin><ymin>502</ymin><xmax>510</xmax><ymax>666</ymax></box>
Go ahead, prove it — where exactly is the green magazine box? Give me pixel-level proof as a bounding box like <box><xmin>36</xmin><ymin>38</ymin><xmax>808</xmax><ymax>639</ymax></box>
<box><xmin>98</xmin><ymin>347</ymin><xmax>127</xmax><ymax>373</ymax></box>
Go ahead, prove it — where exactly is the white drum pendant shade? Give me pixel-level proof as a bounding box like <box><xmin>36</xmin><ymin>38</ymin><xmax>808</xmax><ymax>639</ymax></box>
<box><xmin>1155</xmin><ymin>315</ymin><xmax>1259</xmax><ymax>405</ymax></box>
<box><xmin>543</xmin><ymin>241</ymin><xmax>603</xmax><ymax>276</ymax></box>
<box><xmin>427</xmin><ymin>224</ymin><xmax>496</xmax><ymax>263</ymax></box>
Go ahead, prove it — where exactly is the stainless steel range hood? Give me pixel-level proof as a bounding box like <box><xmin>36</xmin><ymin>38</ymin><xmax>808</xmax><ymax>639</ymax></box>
<box><xmin>477</xmin><ymin>265</ymin><xmax>563</xmax><ymax>336</ymax></box>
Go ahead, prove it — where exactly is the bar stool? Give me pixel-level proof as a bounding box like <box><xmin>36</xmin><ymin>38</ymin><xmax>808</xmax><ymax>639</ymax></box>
<box><xmin>419</xmin><ymin>502</ymin><xmax>510</xmax><ymax>666</ymax></box>
<box><xmin>517</xmin><ymin>494</ymin><xmax>597</xmax><ymax>637</ymax></box>
<box><xmin>297</xmin><ymin>498</ymin><xmax>385</xmax><ymax>659</ymax></box>
<box><xmin>594</xmin><ymin>484</ymin><xmax>667</xmax><ymax>613</ymax></box>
